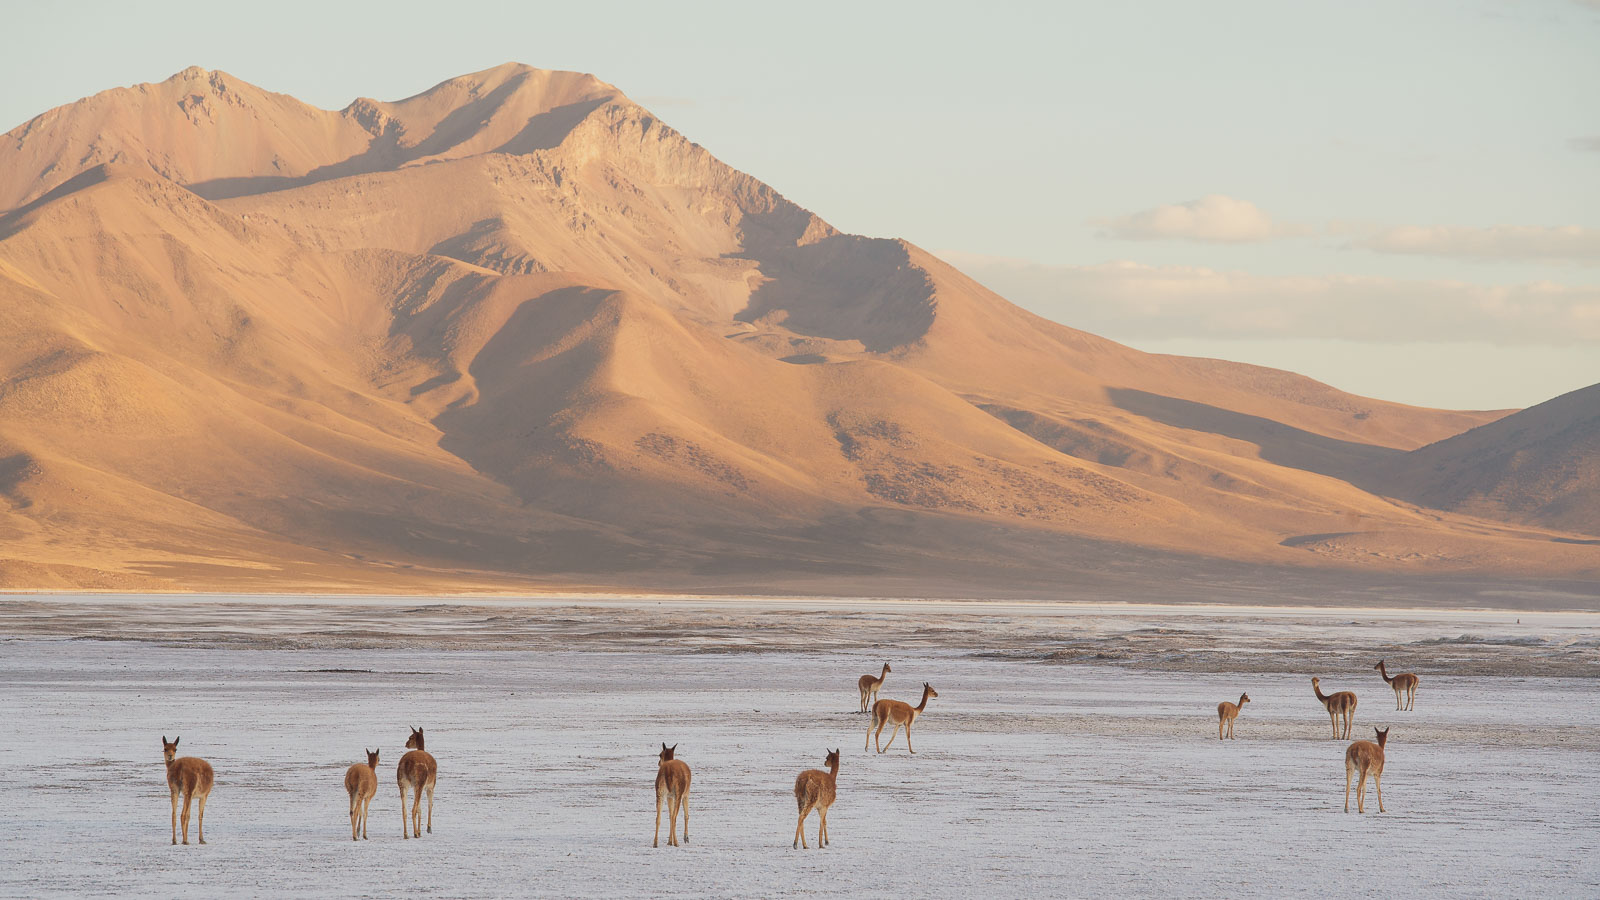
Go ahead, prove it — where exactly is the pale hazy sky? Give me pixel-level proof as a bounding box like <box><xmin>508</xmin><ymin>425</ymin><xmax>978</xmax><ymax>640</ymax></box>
<box><xmin>3</xmin><ymin>0</ymin><xmax>1596</xmax><ymax>409</ymax></box>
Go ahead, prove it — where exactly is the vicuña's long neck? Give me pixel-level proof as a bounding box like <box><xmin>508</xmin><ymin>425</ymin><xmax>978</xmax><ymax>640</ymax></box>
<box><xmin>1378</xmin><ymin>663</ymin><xmax>1395</xmax><ymax>684</ymax></box>
<box><xmin>412</xmin><ymin>737</ymin><xmax>424</xmax><ymax>752</ymax></box>
<box><xmin>880</xmin><ymin>664</ymin><xmax>890</xmax><ymax>680</ymax></box>
<box><xmin>827</xmin><ymin>760</ymin><xmax>840</xmax><ymax>780</ymax></box>
<box><xmin>1314</xmin><ymin>682</ymin><xmax>1329</xmax><ymax>702</ymax></box>
<box><xmin>916</xmin><ymin>688</ymin><xmax>932</xmax><ymax>712</ymax></box>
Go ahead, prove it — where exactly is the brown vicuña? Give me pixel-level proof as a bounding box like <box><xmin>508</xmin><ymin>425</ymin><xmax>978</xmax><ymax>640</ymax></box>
<box><xmin>1375</xmin><ymin>660</ymin><xmax>1419</xmax><ymax>711</ymax></box>
<box><xmin>1344</xmin><ymin>726</ymin><xmax>1390</xmax><ymax>813</ymax></box>
<box><xmin>1217</xmin><ymin>692</ymin><xmax>1250</xmax><ymax>740</ymax></box>
<box><xmin>161</xmin><ymin>735</ymin><xmax>214</xmax><ymax>846</ymax></box>
<box><xmin>344</xmin><ymin>748</ymin><xmax>379</xmax><ymax>841</ymax></box>
<box><xmin>792</xmin><ymin>749</ymin><xmax>840</xmax><ymax>850</ymax></box>
<box><xmin>653</xmin><ymin>743</ymin><xmax>691</xmax><ymax>848</ymax></box>
<box><xmin>857</xmin><ymin>662</ymin><xmax>891</xmax><ymax>713</ymax></box>
<box><xmin>397</xmin><ymin>726</ymin><xmax>437</xmax><ymax>838</ymax></box>
<box><xmin>868</xmin><ymin>682</ymin><xmax>939</xmax><ymax>754</ymax></box>
<box><xmin>1312</xmin><ymin>677</ymin><xmax>1358</xmax><ymax>739</ymax></box>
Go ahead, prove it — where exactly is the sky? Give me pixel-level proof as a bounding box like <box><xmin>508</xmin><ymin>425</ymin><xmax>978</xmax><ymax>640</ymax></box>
<box><xmin>2</xmin><ymin>0</ymin><xmax>1596</xmax><ymax>409</ymax></box>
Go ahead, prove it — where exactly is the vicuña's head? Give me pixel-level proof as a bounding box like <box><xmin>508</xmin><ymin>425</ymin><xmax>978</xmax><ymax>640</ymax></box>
<box><xmin>824</xmin><ymin>748</ymin><xmax>840</xmax><ymax>769</ymax></box>
<box><xmin>1240</xmin><ymin>693</ymin><xmax>1251</xmax><ymax>704</ymax></box>
<box><xmin>883</xmin><ymin>662</ymin><xmax>892</xmax><ymax>673</ymax></box>
<box><xmin>1375</xmin><ymin>727</ymin><xmax>1390</xmax><ymax>748</ymax></box>
<box><xmin>366</xmin><ymin>748</ymin><xmax>380</xmax><ymax>768</ymax></box>
<box><xmin>1373</xmin><ymin>660</ymin><xmax>1385</xmax><ymax>670</ymax></box>
<box><xmin>406</xmin><ymin>727</ymin><xmax>424</xmax><ymax>750</ymax></box>
<box><xmin>923</xmin><ymin>682</ymin><xmax>939</xmax><ymax>698</ymax></box>
<box><xmin>659</xmin><ymin>743</ymin><xmax>677</xmax><ymax>762</ymax></box>
<box><xmin>162</xmin><ymin>735</ymin><xmax>179</xmax><ymax>764</ymax></box>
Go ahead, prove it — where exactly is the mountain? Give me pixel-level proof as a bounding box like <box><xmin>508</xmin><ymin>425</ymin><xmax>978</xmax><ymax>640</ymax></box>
<box><xmin>1</xmin><ymin>65</ymin><xmax>1594</xmax><ymax>597</ymax></box>
<box><xmin>1376</xmin><ymin>384</ymin><xmax>1600</xmax><ymax>538</ymax></box>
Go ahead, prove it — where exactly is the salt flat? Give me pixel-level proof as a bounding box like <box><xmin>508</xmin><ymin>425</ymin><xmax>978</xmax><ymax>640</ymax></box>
<box><xmin>2</xmin><ymin>600</ymin><xmax>1597</xmax><ymax>898</ymax></box>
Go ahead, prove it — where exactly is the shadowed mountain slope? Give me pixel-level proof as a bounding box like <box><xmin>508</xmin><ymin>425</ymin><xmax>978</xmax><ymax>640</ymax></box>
<box><xmin>1376</xmin><ymin>384</ymin><xmax>1599</xmax><ymax>538</ymax></box>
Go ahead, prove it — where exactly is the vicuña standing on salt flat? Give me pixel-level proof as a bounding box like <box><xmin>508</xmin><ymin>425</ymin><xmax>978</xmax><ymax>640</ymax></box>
<box><xmin>1344</xmin><ymin>726</ymin><xmax>1391</xmax><ymax>813</ymax></box>
<box><xmin>868</xmin><ymin>682</ymin><xmax>939</xmax><ymax>754</ymax></box>
<box><xmin>792</xmin><ymin>749</ymin><xmax>840</xmax><ymax>850</ymax></box>
<box><xmin>857</xmin><ymin>662</ymin><xmax>890</xmax><ymax>713</ymax></box>
<box><xmin>1312</xmin><ymin>677</ymin><xmax>1358</xmax><ymax>739</ymax></box>
<box><xmin>653</xmin><ymin>743</ymin><xmax>691</xmax><ymax>848</ymax></box>
<box><xmin>161</xmin><ymin>736</ymin><xmax>213</xmax><ymax>846</ymax></box>
<box><xmin>1217</xmin><ymin>692</ymin><xmax>1250</xmax><ymax>740</ymax></box>
<box><xmin>396</xmin><ymin>727</ymin><xmax>437</xmax><ymax>839</ymax></box>
<box><xmin>343</xmin><ymin>748</ymin><xmax>379</xmax><ymax>841</ymax></box>
<box><xmin>1375</xmin><ymin>660</ymin><xmax>1420</xmax><ymax>711</ymax></box>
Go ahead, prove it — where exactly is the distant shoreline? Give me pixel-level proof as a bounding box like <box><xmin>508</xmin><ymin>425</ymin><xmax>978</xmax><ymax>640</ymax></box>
<box><xmin>4</xmin><ymin>589</ymin><xmax>1598</xmax><ymax>620</ymax></box>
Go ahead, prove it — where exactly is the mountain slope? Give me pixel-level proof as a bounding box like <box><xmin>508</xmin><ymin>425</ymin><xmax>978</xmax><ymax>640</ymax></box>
<box><xmin>1377</xmin><ymin>384</ymin><xmax>1600</xmax><ymax>537</ymax></box>
<box><xmin>0</xmin><ymin>65</ymin><xmax>1593</xmax><ymax>594</ymax></box>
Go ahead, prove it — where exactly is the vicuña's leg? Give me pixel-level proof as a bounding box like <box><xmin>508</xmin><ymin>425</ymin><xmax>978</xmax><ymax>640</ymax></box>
<box><xmin>399</xmin><ymin>783</ymin><xmax>410</xmax><ymax>838</ymax></box>
<box><xmin>681</xmin><ymin>793</ymin><xmax>689</xmax><ymax>844</ymax></box>
<box><xmin>180</xmin><ymin>792</ymin><xmax>192</xmax><ymax>845</ymax></box>
<box><xmin>819</xmin><ymin>806</ymin><xmax>829</xmax><ymax>847</ymax></box>
<box><xmin>425</xmin><ymin>782</ymin><xmax>434</xmax><ymax>834</ymax></box>
<box><xmin>653</xmin><ymin>787</ymin><xmax>663</xmax><ymax>848</ymax></box>
<box><xmin>350</xmin><ymin>791</ymin><xmax>359</xmax><ymax>841</ymax></box>
<box><xmin>1344</xmin><ymin>762</ymin><xmax>1353</xmax><ymax>813</ymax></box>
<box><xmin>1375</xmin><ymin>771</ymin><xmax>1384</xmax><ymax>813</ymax></box>
<box><xmin>196</xmin><ymin>792</ymin><xmax>207</xmax><ymax>844</ymax></box>
<box><xmin>906</xmin><ymin>722</ymin><xmax>916</xmax><ymax>754</ymax></box>
<box><xmin>881</xmin><ymin>723</ymin><xmax>900</xmax><ymax>752</ymax></box>
<box><xmin>794</xmin><ymin>807</ymin><xmax>809</xmax><ymax>849</ymax></box>
<box><xmin>170</xmin><ymin>788</ymin><xmax>179</xmax><ymax>845</ymax></box>
<box><xmin>867</xmin><ymin>713</ymin><xmax>877</xmax><ymax>751</ymax></box>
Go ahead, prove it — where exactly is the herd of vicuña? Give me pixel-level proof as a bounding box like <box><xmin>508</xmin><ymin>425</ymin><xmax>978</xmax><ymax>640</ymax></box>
<box><xmin>159</xmin><ymin>656</ymin><xmax>1424</xmax><ymax>848</ymax></box>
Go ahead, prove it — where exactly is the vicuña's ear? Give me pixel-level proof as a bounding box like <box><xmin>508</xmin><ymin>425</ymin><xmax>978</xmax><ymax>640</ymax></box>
<box><xmin>161</xmin><ymin>735</ymin><xmax>168</xmax><ymax>744</ymax></box>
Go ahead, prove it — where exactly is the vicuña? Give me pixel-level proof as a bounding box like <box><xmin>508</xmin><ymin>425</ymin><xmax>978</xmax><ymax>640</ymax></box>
<box><xmin>1312</xmin><ymin>677</ymin><xmax>1358</xmax><ymax>739</ymax></box>
<box><xmin>161</xmin><ymin>735</ymin><xmax>214</xmax><ymax>846</ymax></box>
<box><xmin>1217</xmin><ymin>692</ymin><xmax>1250</xmax><ymax>740</ymax></box>
<box><xmin>344</xmin><ymin>748</ymin><xmax>379</xmax><ymax>841</ymax></box>
<box><xmin>868</xmin><ymin>682</ymin><xmax>939</xmax><ymax>754</ymax></box>
<box><xmin>653</xmin><ymin>743</ymin><xmax>691</xmax><ymax>848</ymax></box>
<box><xmin>397</xmin><ymin>726</ymin><xmax>437</xmax><ymax>838</ymax></box>
<box><xmin>1375</xmin><ymin>660</ymin><xmax>1419</xmax><ymax>711</ymax></box>
<box><xmin>1344</xmin><ymin>726</ymin><xmax>1390</xmax><ymax>813</ymax></box>
<box><xmin>792</xmin><ymin>749</ymin><xmax>840</xmax><ymax>850</ymax></box>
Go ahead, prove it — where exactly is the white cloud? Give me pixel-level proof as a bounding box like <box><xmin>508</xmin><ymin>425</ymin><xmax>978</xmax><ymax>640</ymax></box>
<box><xmin>939</xmin><ymin>252</ymin><xmax>1600</xmax><ymax>346</ymax></box>
<box><xmin>1353</xmin><ymin>225</ymin><xmax>1600</xmax><ymax>264</ymax></box>
<box><xmin>1092</xmin><ymin>195</ymin><xmax>1309</xmax><ymax>244</ymax></box>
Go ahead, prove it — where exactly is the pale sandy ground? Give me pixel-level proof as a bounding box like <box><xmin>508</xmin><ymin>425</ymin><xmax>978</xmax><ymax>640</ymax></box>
<box><xmin>2</xmin><ymin>598</ymin><xmax>1597</xmax><ymax>898</ymax></box>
